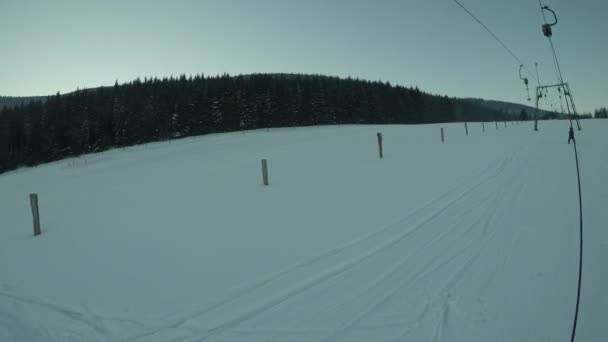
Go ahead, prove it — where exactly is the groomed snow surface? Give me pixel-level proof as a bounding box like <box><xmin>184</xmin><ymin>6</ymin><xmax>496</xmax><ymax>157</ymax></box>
<box><xmin>1</xmin><ymin>120</ymin><xmax>606</xmax><ymax>341</ymax></box>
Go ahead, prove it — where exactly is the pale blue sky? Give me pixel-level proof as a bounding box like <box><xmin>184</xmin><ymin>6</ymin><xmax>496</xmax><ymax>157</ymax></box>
<box><xmin>1</xmin><ymin>0</ymin><xmax>606</xmax><ymax>112</ymax></box>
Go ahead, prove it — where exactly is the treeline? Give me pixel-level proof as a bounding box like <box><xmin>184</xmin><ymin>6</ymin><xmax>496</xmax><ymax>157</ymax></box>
<box><xmin>594</xmin><ymin>107</ymin><xmax>608</xmax><ymax>118</ymax></box>
<box><xmin>0</xmin><ymin>73</ymin><xmax>515</xmax><ymax>174</ymax></box>
<box><xmin>0</xmin><ymin>96</ymin><xmax>47</xmax><ymax>110</ymax></box>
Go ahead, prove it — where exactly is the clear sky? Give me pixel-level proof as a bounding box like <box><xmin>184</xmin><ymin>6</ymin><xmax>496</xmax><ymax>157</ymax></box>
<box><xmin>1</xmin><ymin>0</ymin><xmax>606</xmax><ymax>112</ymax></box>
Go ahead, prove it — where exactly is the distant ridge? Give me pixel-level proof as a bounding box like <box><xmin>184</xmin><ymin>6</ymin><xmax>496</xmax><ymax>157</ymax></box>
<box><xmin>465</xmin><ymin>98</ymin><xmax>564</xmax><ymax>118</ymax></box>
<box><xmin>0</xmin><ymin>96</ymin><xmax>47</xmax><ymax>109</ymax></box>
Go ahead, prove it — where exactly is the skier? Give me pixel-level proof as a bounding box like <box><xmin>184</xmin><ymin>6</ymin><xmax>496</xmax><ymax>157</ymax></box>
<box><xmin>568</xmin><ymin>126</ymin><xmax>575</xmax><ymax>144</ymax></box>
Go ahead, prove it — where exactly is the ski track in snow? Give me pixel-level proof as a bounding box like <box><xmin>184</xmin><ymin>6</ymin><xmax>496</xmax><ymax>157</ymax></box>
<box><xmin>1</xmin><ymin>121</ymin><xmax>606</xmax><ymax>342</ymax></box>
<box><xmin>139</xmin><ymin>143</ymin><xmax>521</xmax><ymax>341</ymax></box>
<box><xmin>126</xmin><ymin>152</ymin><xmax>511</xmax><ymax>341</ymax></box>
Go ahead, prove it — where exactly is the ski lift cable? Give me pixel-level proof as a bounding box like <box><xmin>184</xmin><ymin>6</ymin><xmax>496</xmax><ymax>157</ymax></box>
<box><xmin>538</xmin><ymin>0</ymin><xmax>566</xmax><ymax>85</ymax></box>
<box><xmin>558</xmin><ymin>87</ymin><xmax>566</xmax><ymax>114</ymax></box>
<box><xmin>452</xmin><ymin>0</ymin><xmax>539</xmax><ymax>83</ymax></box>
<box><xmin>519</xmin><ymin>65</ymin><xmax>531</xmax><ymax>101</ymax></box>
<box><xmin>569</xmin><ymin>126</ymin><xmax>584</xmax><ymax>342</ymax></box>
<box><xmin>549</xmin><ymin>39</ymin><xmax>564</xmax><ymax>85</ymax></box>
<box><xmin>538</xmin><ymin>0</ymin><xmax>581</xmax><ymax>130</ymax></box>
<box><xmin>453</xmin><ymin>2</ymin><xmax>583</xmax><ymax>341</ymax></box>
<box><xmin>537</xmin><ymin>2</ymin><xmax>584</xmax><ymax>341</ymax></box>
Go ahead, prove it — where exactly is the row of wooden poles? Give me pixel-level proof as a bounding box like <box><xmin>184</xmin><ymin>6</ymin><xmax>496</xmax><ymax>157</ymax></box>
<box><xmin>441</xmin><ymin>120</ymin><xmax>520</xmax><ymax>142</ymax></box>
<box><xmin>28</xmin><ymin>120</ymin><xmax>522</xmax><ymax>237</ymax></box>
<box><xmin>263</xmin><ymin>121</ymin><xmax>521</xmax><ymax>185</ymax></box>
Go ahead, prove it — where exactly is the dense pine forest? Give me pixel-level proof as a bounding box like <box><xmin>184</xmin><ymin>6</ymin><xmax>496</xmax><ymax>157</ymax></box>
<box><xmin>1</xmin><ymin>73</ymin><xmax>519</xmax><ymax>174</ymax></box>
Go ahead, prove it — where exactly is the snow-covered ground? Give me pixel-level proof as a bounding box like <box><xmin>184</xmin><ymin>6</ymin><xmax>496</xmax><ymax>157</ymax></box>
<box><xmin>1</xmin><ymin>120</ymin><xmax>606</xmax><ymax>341</ymax></box>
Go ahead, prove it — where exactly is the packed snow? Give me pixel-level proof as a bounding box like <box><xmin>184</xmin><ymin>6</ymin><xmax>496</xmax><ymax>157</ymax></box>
<box><xmin>1</xmin><ymin>120</ymin><xmax>606</xmax><ymax>341</ymax></box>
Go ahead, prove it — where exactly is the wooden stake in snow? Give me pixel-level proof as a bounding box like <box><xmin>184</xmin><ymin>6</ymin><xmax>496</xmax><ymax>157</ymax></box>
<box><xmin>441</xmin><ymin>128</ymin><xmax>445</xmax><ymax>142</ymax></box>
<box><xmin>496</xmin><ymin>121</ymin><xmax>499</xmax><ymax>130</ymax></box>
<box><xmin>377</xmin><ymin>132</ymin><xmax>383</xmax><ymax>158</ymax></box>
<box><xmin>465</xmin><ymin>122</ymin><xmax>469</xmax><ymax>136</ymax></box>
<box><xmin>30</xmin><ymin>193</ymin><xmax>41</xmax><ymax>236</ymax></box>
<box><xmin>261</xmin><ymin>159</ymin><xmax>269</xmax><ymax>186</ymax></box>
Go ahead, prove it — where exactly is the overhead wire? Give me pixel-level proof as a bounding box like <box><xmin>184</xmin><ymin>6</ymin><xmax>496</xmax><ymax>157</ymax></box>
<box><xmin>538</xmin><ymin>0</ymin><xmax>580</xmax><ymax>126</ymax></box>
<box><xmin>452</xmin><ymin>0</ymin><xmax>539</xmax><ymax>83</ymax></box>
<box><xmin>539</xmin><ymin>0</ymin><xmax>566</xmax><ymax>84</ymax></box>
<box><xmin>569</xmin><ymin>125</ymin><xmax>584</xmax><ymax>342</ymax></box>
<box><xmin>538</xmin><ymin>2</ymin><xmax>584</xmax><ymax>341</ymax></box>
<box><xmin>452</xmin><ymin>1</ymin><xmax>585</xmax><ymax>341</ymax></box>
<box><xmin>558</xmin><ymin>86</ymin><xmax>566</xmax><ymax>114</ymax></box>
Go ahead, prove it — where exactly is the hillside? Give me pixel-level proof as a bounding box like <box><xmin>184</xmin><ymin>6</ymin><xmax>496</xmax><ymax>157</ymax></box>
<box><xmin>1</xmin><ymin>73</ymin><xmax>523</xmax><ymax>174</ymax></box>
<box><xmin>466</xmin><ymin>98</ymin><xmax>545</xmax><ymax>115</ymax></box>
<box><xmin>1</xmin><ymin>120</ymin><xmax>605</xmax><ymax>341</ymax></box>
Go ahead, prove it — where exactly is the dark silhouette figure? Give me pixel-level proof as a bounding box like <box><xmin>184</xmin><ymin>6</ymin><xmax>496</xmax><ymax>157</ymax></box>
<box><xmin>568</xmin><ymin>126</ymin><xmax>575</xmax><ymax>144</ymax></box>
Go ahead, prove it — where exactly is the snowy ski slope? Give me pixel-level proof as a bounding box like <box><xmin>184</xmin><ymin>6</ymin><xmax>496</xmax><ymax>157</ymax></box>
<box><xmin>1</xmin><ymin>120</ymin><xmax>606</xmax><ymax>341</ymax></box>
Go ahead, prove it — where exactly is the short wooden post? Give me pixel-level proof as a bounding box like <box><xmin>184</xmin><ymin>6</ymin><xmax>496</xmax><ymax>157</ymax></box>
<box><xmin>464</xmin><ymin>122</ymin><xmax>469</xmax><ymax>136</ymax></box>
<box><xmin>30</xmin><ymin>193</ymin><xmax>41</xmax><ymax>236</ymax></box>
<box><xmin>496</xmin><ymin>121</ymin><xmax>499</xmax><ymax>130</ymax></box>
<box><xmin>377</xmin><ymin>132</ymin><xmax>383</xmax><ymax>158</ymax></box>
<box><xmin>261</xmin><ymin>159</ymin><xmax>269</xmax><ymax>186</ymax></box>
<box><xmin>504</xmin><ymin>121</ymin><xmax>507</xmax><ymax>128</ymax></box>
<box><xmin>482</xmin><ymin>122</ymin><xmax>485</xmax><ymax>132</ymax></box>
<box><xmin>441</xmin><ymin>127</ymin><xmax>445</xmax><ymax>142</ymax></box>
